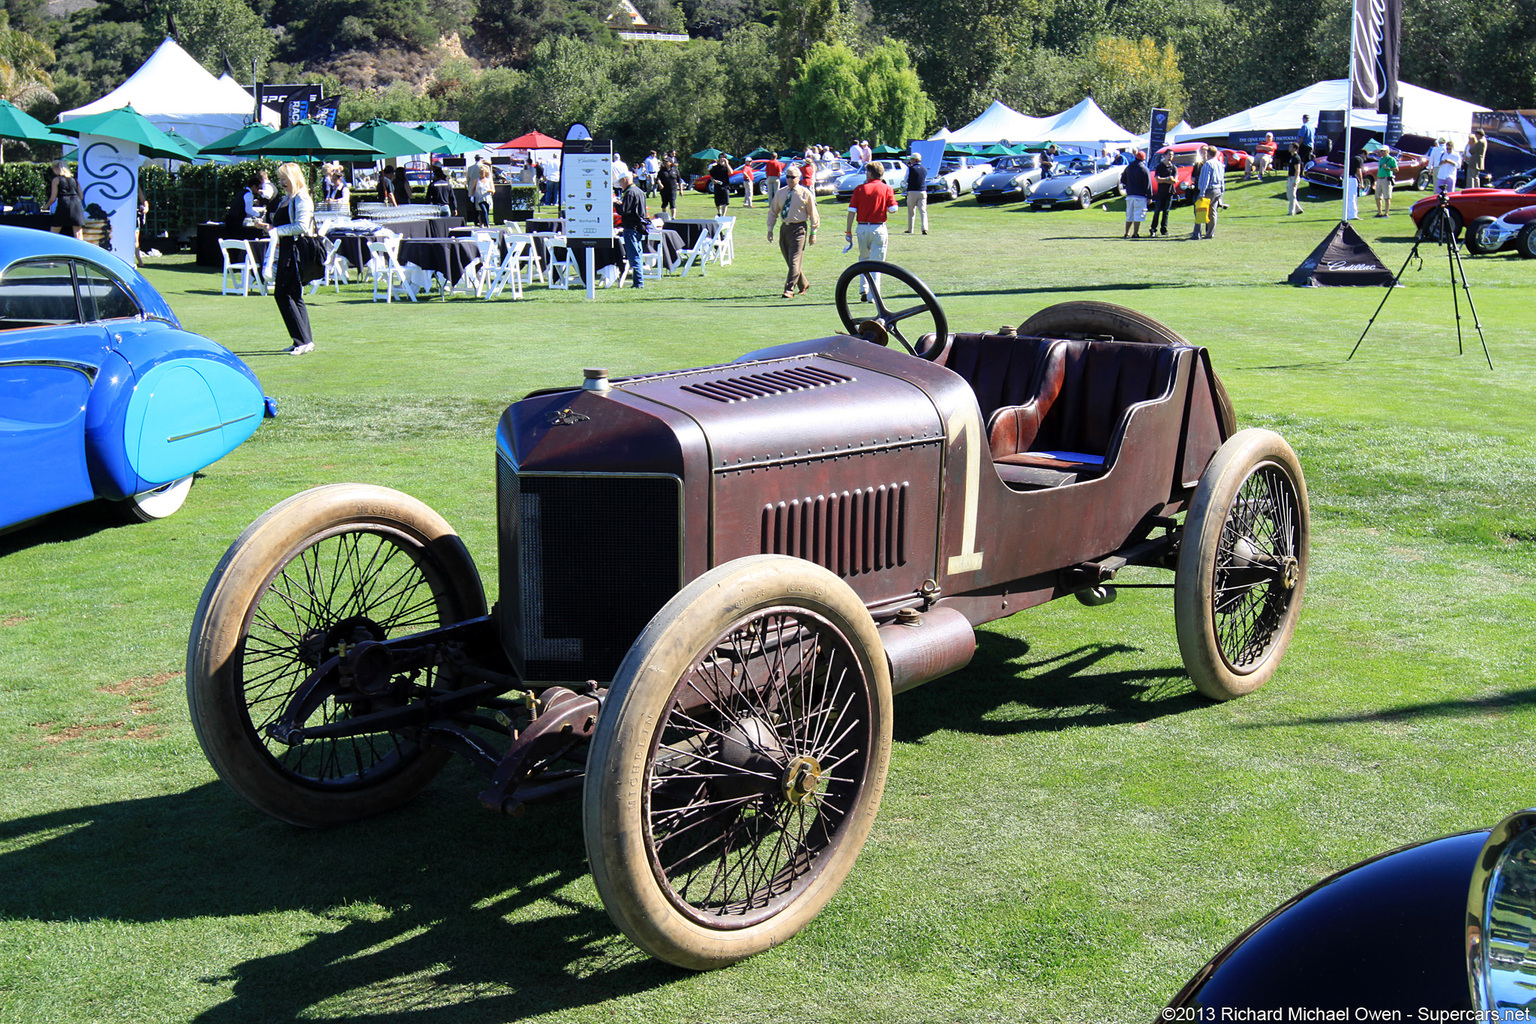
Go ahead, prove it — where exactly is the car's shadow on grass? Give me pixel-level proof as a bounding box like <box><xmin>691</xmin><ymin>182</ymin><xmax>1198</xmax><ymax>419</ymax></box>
<box><xmin>0</xmin><ymin>774</ymin><xmax>680</xmax><ymax>1020</ymax></box>
<box><xmin>894</xmin><ymin>630</ymin><xmax>1204</xmax><ymax>743</ymax></box>
<box><xmin>1245</xmin><ymin>688</ymin><xmax>1536</xmax><ymax>728</ymax></box>
<box><xmin>0</xmin><ymin>473</ymin><xmax>209</xmax><ymax>553</ymax></box>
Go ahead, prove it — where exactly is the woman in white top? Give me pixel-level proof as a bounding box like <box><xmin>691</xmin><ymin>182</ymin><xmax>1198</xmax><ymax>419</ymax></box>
<box><xmin>260</xmin><ymin>162</ymin><xmax>317</xmax><ymax>355</ymax></box>
<box><xmin>1435</xmin><ymin>139</ymin><xmax>1461</xmax><ymax>194</ymax></box>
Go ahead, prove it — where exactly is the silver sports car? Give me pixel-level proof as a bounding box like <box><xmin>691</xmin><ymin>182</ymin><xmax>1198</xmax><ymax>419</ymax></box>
<box><xmin>1025</xmin><ymin>152</ymin><xmax>1133</xmax><ymax>210</ymax></box>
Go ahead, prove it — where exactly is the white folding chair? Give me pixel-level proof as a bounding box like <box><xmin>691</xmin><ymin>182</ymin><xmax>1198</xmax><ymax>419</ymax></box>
<box><xmin>309</xmin><ymin>236</ymin><xmax>352</xmax><ymax>296</ymax></box>
<box><xmin>709</xmin><ymin>216</ymin><xmax>736</xmax><ymax>266</ymax></box>
<box><xmin>367</xmin><ymin>236</ymin><xmax>416</xmax><ymax>302</ymax></box>
<box><xmin>675</xmin><ymin>230</ymin><xmax>713</xmax><ymax>278</ymax></box>
<box><xmin>546</xmin><ymin>240</ymin><xmax>576</xmax><ymax>289</ymax></box>
<box><xmin>483</xmin><ymin>236</ymin><xmax>527</xmax><ymax>300</ymax></box>
<box><xmin>219</xmin><ymin>239</ymin><xmax>266</xmax><ymax>296</ymax></box>
<box><xmin>462</xmin><ymin>229</ymin><xmax>499</xmax><ymax>297</ymax></box>
<box><xmin>639</xmin><ymin>237</ymin><xmax>665</xmax><ymax>282</ymax></box>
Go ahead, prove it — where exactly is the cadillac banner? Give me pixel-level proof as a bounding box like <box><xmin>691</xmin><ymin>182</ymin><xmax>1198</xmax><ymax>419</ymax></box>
<box><xmin>1351</xmin><ymin>0</ymin><xmax>1401</xmax><ymax>115</ymax></box>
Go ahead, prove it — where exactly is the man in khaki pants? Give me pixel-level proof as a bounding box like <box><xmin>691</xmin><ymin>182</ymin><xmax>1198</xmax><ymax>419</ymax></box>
<box><xmin>904</xmin><ymin>153</ymin><xmax>928</xmax><ymax>234</ymax></box>
<box><xmin>767</xmin><ymin>165</ymin><xmax>819</xmax><ymax>298</ymax></box>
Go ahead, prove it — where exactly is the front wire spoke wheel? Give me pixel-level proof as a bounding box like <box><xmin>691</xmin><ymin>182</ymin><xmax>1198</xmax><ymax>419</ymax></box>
<box><xmin>1176</xmin><ymin>430</ymin><xmax>1310</xmax><ymax>701</ymax></box>
<box><xmin>187</xmin><ymin>484</ymin><xmax>485</xmax><ymax>827</ymax></box>
<box><xmin>585</xmin><ymin>556</ymin><xmax>892</xmax><ymax>969</ymax></box>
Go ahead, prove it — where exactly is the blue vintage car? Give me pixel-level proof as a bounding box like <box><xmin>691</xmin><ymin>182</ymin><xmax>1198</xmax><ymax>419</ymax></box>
<box><xmin>0</xmin><ymin>227</ymin><xmax>269</xmax><ymax>530</ymax></box>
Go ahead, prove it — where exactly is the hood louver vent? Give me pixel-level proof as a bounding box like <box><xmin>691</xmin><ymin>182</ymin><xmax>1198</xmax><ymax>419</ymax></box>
<box><xmin>681</xmin><ymin>364</ymin><xmax>853</xmax><ymax>403</ymax></box>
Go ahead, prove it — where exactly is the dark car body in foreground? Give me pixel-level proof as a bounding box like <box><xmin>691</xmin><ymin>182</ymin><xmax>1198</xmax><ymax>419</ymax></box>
<box><xmin>1167</xmin><ymin>808</ymin><xmax>1536</xmax><ymax>1020</ymax></box>
<box><xmin>0</xmin><ymin>227</ymin><xmax>268</xmax><ymax>530</ymax></box>
<box><xmin>185</xmin><ymin>267</ymin><xmax>1310</xmax><ymax>976</ymax></box>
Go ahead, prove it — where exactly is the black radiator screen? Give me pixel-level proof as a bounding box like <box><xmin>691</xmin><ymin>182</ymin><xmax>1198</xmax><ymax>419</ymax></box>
<box><xmin>500</xmin><ymin>466</ymin><xmax>681</xmax><ymax>683</ymax></box>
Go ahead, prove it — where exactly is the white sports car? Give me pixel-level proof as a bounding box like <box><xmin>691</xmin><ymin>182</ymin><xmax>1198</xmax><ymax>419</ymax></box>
<box><xmin>923</xmin><ymin>156</ymin><xmax>994</xmax><ymax>200</ymax></box>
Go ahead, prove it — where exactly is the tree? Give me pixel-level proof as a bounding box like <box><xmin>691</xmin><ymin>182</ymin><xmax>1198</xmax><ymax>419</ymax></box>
<box><xmin>783</xmin><ymin>39</ymin><xmax>933</xmax><ymax>145</ymax></box>
<box><xmin>1079</xmin><ymin>35</ymin><xmax>1184</xmax><ymax>132</ymax></box>
<box><xmin>0</xmin><ymin>17</ymin><xmax>54</xmax><ymax>108</ymax></box>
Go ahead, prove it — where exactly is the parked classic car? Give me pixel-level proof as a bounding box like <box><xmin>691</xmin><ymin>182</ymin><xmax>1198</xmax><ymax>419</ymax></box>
<box><xmin>1166</xmin><ymin>808</ymin><xmax>1536</xmax><ymax>1017</ymax></box>
<box><xmin>1464</xmin><ymin>204</ymin><xmax>1536</xmax><ymax>257</ymax></box>
<box><xmin>691</xmin><ymin>159</ymin><xmax>775</xmax><ymax>196</ymax></box>
<box><xmin>1302</xmin><ymin>148</ymin><xmax>1429</xmax><ymax>193</ymax></box>
<box><xmin>1410</xmin><ymin>179</ymin><xmax>1536</xmax><ymax>240</ymax></box>
<box><xmin>0</xmin><ymin>227</ymin><xmax>269</xmax><ymax>531</ymax></box>
<box><xmin>972</xmin><ymin>155</ymin><xmax>1044</xmax><ymax>204</ymax></box>
<box><xmin>186</xmin><ymin>264</ymin><xmax>1309</xmax><ymax>971</ymax></box>
<box><xmin>834</xmin><ymin>160</ymin><xmax>909</xmax><ymax>202</ymax></box>
<box><xmin>923</xmin><ymin>155</ymin><xmax>994</xmax><ymax>200</ymax></box>
<box><xmin>1026</xmin><ymin>151</ymin><xmax>1133</xmax><ymax>209</ymax></box>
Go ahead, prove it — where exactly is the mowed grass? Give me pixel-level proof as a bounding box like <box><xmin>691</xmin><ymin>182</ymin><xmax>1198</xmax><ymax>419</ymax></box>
<box><xmin>3</xmin><ymin>178</ymin><xmax>1536</xmax><ymax>1024</ymax></box>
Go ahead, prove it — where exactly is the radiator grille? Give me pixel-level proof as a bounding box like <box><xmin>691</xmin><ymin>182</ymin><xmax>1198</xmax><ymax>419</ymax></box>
<box><xmin>499</xmin><ymin>465</ymin><xmax>681</xmax><ymax>682</ymax></box>
<box><xmin>760</xmin><ymin>483</ymin><xmax>908</xmax><ymax>577</ymax></box>
<box><xmin>680</xmin><ymin>364</ymin><xmax>852</xmax><ymax>403</ymax></box>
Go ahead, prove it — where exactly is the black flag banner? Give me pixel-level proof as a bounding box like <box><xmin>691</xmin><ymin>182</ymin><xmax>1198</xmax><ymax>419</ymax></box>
<box><xmin>1351</xmin><ymin>0</ymin><xmax>1402</xmax><ymax>114</ymax></box>
<box><xmin>1289</xmin><ymin>222</ymin><xmax>1394</xmax><ymax>287</ymax></box>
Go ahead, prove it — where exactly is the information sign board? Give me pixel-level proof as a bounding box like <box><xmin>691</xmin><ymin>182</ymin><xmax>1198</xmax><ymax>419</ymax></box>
<box><xmin>562</xmin><ymin>139</ymin><xmax>615</xmax><ymax>242</ymax></box>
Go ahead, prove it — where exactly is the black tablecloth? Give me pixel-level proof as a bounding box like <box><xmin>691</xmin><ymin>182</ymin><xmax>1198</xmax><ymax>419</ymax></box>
<box><xmin>648</xmin><ymin>229</ymin><xmax>686</xmax><ymax>270</ymax></box>
<box><xmin>198</xmin><ymin>223</ymin><xmax>268</xmax><ymax>268</ymax></box>
<box><xmin>399</xmin><ymin>238</ymin><xmax>482</xmax><ymax>290</ymax></box>
<box><xmin>666</xmin><ymin>219</ymin><xmax>721</xmax><ymax>250</ymax></box>
<box><xmin>525</xmin><ymin>218</ymin><xmax>564</xmax><ymax>234</ymax></box>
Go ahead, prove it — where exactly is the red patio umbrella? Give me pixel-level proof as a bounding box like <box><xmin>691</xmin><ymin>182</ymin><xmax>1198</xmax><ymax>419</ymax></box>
<box><xmin>497</xmin><ymin>130</ymin><xmax>563</xmax><ymax>150</ymax></box>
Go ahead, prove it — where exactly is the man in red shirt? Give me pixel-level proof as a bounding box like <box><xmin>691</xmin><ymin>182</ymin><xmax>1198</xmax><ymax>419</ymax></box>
<box><xmin>764</xmin><ymin>153</ymin><xmax>785</xmax><ymax>202</ymax></box>
<box><xmin>844</xmin><ymin>162</ymin><xmax>898</xmax><ymax>301</ymax></box>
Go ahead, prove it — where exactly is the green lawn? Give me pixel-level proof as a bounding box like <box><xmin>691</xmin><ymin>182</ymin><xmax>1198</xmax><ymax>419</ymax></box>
<box><xmin>3</xmin><ymin>178</ymin><xmax>1534</xmax><ymax>1023</ymax></box>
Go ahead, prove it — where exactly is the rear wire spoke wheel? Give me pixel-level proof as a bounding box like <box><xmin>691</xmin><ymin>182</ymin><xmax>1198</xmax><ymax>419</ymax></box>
<box><xmin>584</xmin><ymin>555</ymin><xmax>892</xmax><ymax>969</ymax></box>
<box><xmin>1175</xmin><ymin>429</ymin><xmax>1310</xmax><ymax>701</ymax></box>
<box><xmin>186</xmin><ymin>483</ymin><xmax>485</xmax><ymax>826</ymax></box>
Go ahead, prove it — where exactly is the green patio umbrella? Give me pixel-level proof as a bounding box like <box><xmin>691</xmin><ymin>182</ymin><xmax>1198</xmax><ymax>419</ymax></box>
<box><xmin>691</xmin><ymin>147</ymin><xmax>725</xmax><ymax>161</ymax></box>
<box><xmin>871</xmin><ymin>144</ymin><xmax>904</xmax><ymax>156</ymax></box>
<box><xmin>160</xmin><ymin>128</ymin><xmax>203</xmax><ymax>162</ymax></box>
<box><xmin>743</xmin><ymin>147</ymin><xmax>773</xmax><ymax>159</ymax></box>
<box><xmin>199</xmin><ymin>121</ymin><xmax>277</xmax><ymax>156</ymax></box>
<box><xmin>980</xmin><ymin>144</ymin><xmax>1013</xmax><ymax>157</ymax></box>
<box><xmin>414</xmin><ymin>122</ymin><xmax>484</xmax><ymax>156</ymax></box>
<box><xmin>345</xmin><ymin>118</ymin><xmax>444</xmax><ymax>160</ymax></box>
<box><xmin>0</xmin><ymin>98</ymin><xmax>68</xmax><ymax>147</ymax></box>
<box><xmin>235</xmin><ymin>118</ymin><xmax>382</xmax><ymax>162</ymax></box>
<box><xmin>50</xmin><ymin>104</ymin><xmax>190</xmax><ymax>160</ymax></box>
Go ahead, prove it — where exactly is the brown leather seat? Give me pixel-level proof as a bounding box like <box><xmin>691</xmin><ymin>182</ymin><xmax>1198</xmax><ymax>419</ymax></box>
<box><xmin>988</xmin><ymin>339</ymin><xmax>1180</xmax><ymax>489</ymax></box>
<box><xmin>940</xmin><ymin>331</ymin><xmax>1056</xmax><ymax>427</ymax></box>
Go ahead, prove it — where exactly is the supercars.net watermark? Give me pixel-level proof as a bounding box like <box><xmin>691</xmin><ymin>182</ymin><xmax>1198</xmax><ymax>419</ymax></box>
<box><xmin>1161</xmin><ymin>1008</ymin><xmax>1534</xmax><ymax>1022</ymax></box>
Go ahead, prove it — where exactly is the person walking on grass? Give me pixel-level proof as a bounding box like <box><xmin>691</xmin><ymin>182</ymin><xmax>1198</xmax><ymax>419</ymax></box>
<box><xmin>1283</xmin><ymin>142</ymin><xmax>1303</xmax><ymax>214</ymax></box>
<box><xmin>258</xmin><ymin>162</ymin><xmax>316</xmax><ymax>356</ymax></box>
<box><xmin>617</xmin><ymin>172</ymin><xmax>648</xmax><ymax>290</ymax></box>
<box><xmin>767</xmin><ymin>165</ymin><xmax>819</xmax><ymax>298</ymax></box>
<box><xmin>845</xmin><ymin>161</ymin><xmax>898</xmax><ymax>301</ymax></box>
<box><xmin>1374</xmin><ymin>148</ymin><xmax>1398</xmax><ymax>217</ymax></box>
<box><xmin>904</xmin><ymin>152</ymin><xmax>928</xmax><ymax>234</ymax></box>
<box><xmin>1190</xmin><ymin>145</ymin><xmax>1223</xmax><ymax>239</ymax></box>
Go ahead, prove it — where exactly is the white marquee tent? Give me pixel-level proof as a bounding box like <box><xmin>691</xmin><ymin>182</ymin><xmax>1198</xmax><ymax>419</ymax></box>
<box><xmin>1042</xmin><ymin>97</ymin><xmax>1137</xmax><ymax>151</ymax></box>
<box><xmin>933</xmin><ymin>97</ymin><xmax>1137</xmax><ymax>152</ymax></box>
<box><xmin>60</xmin><ymin>37</ymin><xmax>279</xmax><ymax>150</ymax></box>
<box><xmin>1184</xmin><ymin>79</ymin><xmax>1488</xmax><ymax>144</ymax></box>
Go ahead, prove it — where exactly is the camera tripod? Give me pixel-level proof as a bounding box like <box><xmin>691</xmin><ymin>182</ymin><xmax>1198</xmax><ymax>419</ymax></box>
<box><xmin>1348</xmin><ymin>193</ymin><xmax>1492</xmax><ymax>369</ymax></box>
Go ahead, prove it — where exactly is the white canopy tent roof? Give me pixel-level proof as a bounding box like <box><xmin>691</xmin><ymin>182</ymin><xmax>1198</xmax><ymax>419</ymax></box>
<box><xmin>1040</xmin><ymin>97</ymin><xmax>1137</xmax><ymax>152</ymax></box>
<box><xmin>934</xmin><ymin>96</ymin><xmax>1137</xmax><ymax>152</ymax></box>
<box><xmin>1130</xmin><ymin>119</ymin><xmax>1194</xmax><ymax>151</ymax></box>
<box><xmin>1185</xmin><ymin>79</ymin><xmax>1488</xmax><ymax>145</ymax></box>
<box><xmin>935</xmin><ymin>100</ymin><xmax>1052</xmax><ymax>145</ymax></box>
<box><xmin>60</xmin><ymin>37</ymin><xmax>279</xmax><ymax>149</ymax></box>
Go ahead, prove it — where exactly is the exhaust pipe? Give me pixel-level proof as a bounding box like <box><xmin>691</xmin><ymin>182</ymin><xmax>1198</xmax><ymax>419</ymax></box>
<box><xmin>879</xmin><ymin>606</ymin><xmax>976</xmax><ymax>694</ymax></box>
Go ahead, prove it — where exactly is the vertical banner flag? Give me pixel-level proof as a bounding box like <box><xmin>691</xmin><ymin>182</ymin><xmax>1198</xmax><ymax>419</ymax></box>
<box><xmin>1148</xmin><ymin>108</ymin><xmax>1171</xmax><ymax>156</ymax></box>
<box><xmin>1351</xmin><ymin>0</ymin><xmax>1401</xmax><ymax>114</ymax></box>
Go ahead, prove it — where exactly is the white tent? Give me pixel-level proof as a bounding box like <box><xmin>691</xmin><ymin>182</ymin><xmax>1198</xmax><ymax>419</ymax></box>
<box><xmin>1038</xmin><ymin>97</ymin><xmax>1137</xmax><ymax>152</ymax></box>
<box><xmin>60</xmin><ymin>37</ymin><xmax>279</xmax><ymax>150</ymax></box>
<box><xmin>1184</xmin><ymin>79</ymin><xmax>1487</xmax><ymax>145</ymax></box>
<box><xmin>1130</xmin><ymin>119</ymin><xmax>1194</xmax><ymax>151</ymax></box>
<box><xmin>938</xmin><ymin>100</ymin><xmax>1052</xmax><ymax>145</ymax></box>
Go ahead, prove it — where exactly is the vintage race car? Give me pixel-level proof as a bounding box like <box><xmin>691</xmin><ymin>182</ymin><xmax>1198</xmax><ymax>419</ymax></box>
<box><xmin>1166</xmin><ymin>808</ymin><xmax>1536</xmax><ymax>1017</ymax></box>
<box><xmin>834</xmin><ymin>160</ymin><xmax>908</xmax><ymax>202</ymax></box>
<box><xmin>1410</xmin><ymin>179</ymin><xmax>1536</xmax><ymax>241</ymax></box>
<box><xmin>0</xmin><ymin>227</ymin><xmax>269</xmax><ymax>531</ymax></box>
<box><xmin>1464</xmin><ymin>204</ymin><xmax>1536</xmax><ymax>257</ymax></box>
<box><xmin>186</xmin><ymin>264</ymin><xmax>1309</xmax><ymax>971</ymax></box>
<box><xmin>972</xmin><ymin>155</ymin><xmax>1044</xmax><ymax>204</ymax></box>
<box><xmin>923</xmin><ymin>155</ymin><xmax>993</xmax><ymax>200</ymax></box>
<box><xmin>1026</xmin><ymin>153</ymin><xmax>1132</xmax><ymax>209</ymax></box>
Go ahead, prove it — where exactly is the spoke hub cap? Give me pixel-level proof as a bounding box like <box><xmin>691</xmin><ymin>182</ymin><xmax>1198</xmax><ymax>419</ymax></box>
<box><xmin>781</xmin><ymin>755</ymin><xmax>823</xmax><ymax>805</ymax></box>
<box><xmin>1280</xmin><ymin>555</ymin><xmax>1300</xmax><ymax>590</ymax></box>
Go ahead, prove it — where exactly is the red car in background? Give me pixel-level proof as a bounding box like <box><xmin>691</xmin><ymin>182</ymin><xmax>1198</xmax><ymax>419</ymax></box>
<box><xmin>1152</xmin><ymin>143</ymin><xmax>1250</xmax><ymax>202</ymax></box>
<box><xmin>1302</xmin><ymin>150</ymin><xmax>1429</xmax><ymax>194</ymax></box>
<box><xmin>1410</xmin><ymin>178</ymin><xmax>1536</xmax><ymax>239</ymax></box>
